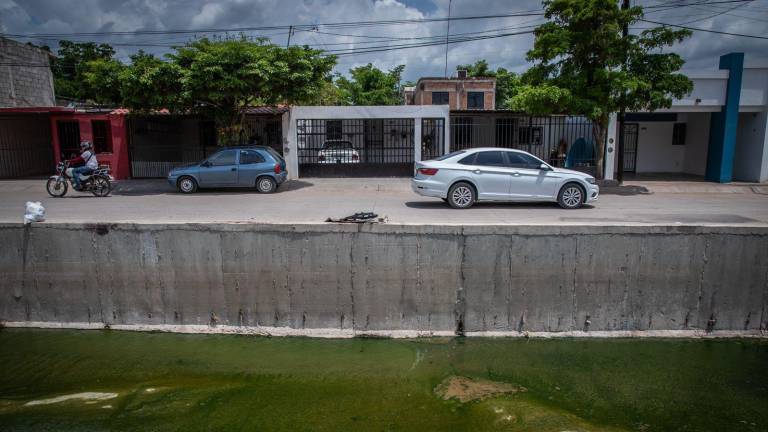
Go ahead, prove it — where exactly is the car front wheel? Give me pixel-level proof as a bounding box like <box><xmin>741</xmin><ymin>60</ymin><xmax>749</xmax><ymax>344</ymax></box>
<box><xmin>447</xmin><ymin>182</ymin><xmax>476</xmax><ymax>209</ymax></box>
<box><xmin>177</xmin><ymin>176</ymin><xmax>198</xmax><ymax>194</ymax></box>
<box><xmin>558</xmin><ymin>183</ymin><xmax>585</xmax><ymax>209</ymax></box>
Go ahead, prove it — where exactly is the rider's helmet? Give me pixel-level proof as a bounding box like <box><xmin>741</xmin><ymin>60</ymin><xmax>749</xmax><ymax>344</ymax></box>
<box><xmin>80</xmin><ymin>140</ymin><xmax>92</xmax><ymax>151</ymax></box>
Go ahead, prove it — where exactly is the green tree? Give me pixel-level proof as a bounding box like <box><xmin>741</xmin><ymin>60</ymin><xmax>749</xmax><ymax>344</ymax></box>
<box><xmin>456</xmin><ymin>60</ymin><xmax>521</xmax><ymax>108</ymax></box>
<box><xmin>336</xmin><ymin>63</ymin><xmax>405</xmax><ymax>105</ymax></box>
<box><xmin>52</xmin><ymin>40</ymin><xmax>117</xmax><ymax>101</ymax></box>
<box><xmin>508</xmin><ymin>0</ymin><xmax>693</xmax><ymax>177</ymax></box>
<box><xmin>167</xmin><ymin>38</ymin><xmax>335</xmax><ymax>144</ymax></box>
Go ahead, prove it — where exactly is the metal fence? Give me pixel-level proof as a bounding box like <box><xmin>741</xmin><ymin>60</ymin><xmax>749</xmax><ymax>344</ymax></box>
<box><xmin>450</xmin><ymin>113</ymin><xmax>599</xmax><ymax>175</ymax></box>
<box><xmin>128</xmin><ymin>117</ymin><xmax>210</xmax><ymax>178</ymax></box>
<box><xmin>297</xmin><ymin>118</ymin><xmax>415</xmax><ymax>177</ymax></box>
<box><xmin>421</xmin><ymin>118</ymin><xmax>445</xmax><ymax>161</ymax></box>
<box><xmin>0</xmin><ymin>114</ymin><xmax>54</xmax><ymax>178</ymax></box>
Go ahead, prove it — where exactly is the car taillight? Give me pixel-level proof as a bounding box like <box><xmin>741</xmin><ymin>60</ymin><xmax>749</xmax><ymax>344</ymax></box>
<box><xmin>352</xmin><ymin>153</ymin><xmax>359</xmax><ymax>161</ymax></box>
<box><xmin>274</xmin><ymin>163</ymin><xmax>281</xmax><ymax>174</ymax></box>
<box><xmin>418</xmin><ymin>168</ymin><xmax>439</xmax><ymax>176</ymax></box>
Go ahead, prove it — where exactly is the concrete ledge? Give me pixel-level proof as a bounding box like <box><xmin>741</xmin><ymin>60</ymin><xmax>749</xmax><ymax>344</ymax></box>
<box><xmin>3</xmin><ymin>321</ymin><xmax>765</xmax><ymax>339</ymax></box>
<box><xmin>3</xmin><ymin>222</ymin><xmax>768</xmax><ymax>236</ymax></box>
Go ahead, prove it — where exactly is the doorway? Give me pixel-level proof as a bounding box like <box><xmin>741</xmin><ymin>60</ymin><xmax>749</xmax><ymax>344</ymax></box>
<box><xmin>623</xmin><ymin>123</ymin><xmax>638</xmax><ymax>172</ymax></box>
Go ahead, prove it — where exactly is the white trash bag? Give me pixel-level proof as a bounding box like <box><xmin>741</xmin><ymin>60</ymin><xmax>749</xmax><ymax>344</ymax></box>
<box><xmin>24</xmin><ymin>201</ymin><xmax>46</xmax><ymax>224</ymax></box>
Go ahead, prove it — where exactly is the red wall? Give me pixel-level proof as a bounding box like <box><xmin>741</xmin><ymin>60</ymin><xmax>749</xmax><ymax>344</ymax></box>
<box><xmin>50</xmin><ymin>113</ymin><xmax>130</xmax><ymax>180</ymax></box>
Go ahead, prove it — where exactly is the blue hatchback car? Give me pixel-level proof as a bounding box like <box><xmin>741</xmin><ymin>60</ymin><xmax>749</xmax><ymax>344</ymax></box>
<box><xmin>167</xmin><ymin>146</ymin><xmax>287</xmax><ymax>194</ymax></box>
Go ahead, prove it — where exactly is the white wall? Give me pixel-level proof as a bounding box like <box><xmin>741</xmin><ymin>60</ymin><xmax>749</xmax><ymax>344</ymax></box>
<box><xmin>285</xmin><ymin>105</ymin><xmax>451</xmax><ymax>179</ymax></box>
<box><xmin>740</xmin><ymin>69</ymin><xmax>768</xmax><ymax>110</ymax></box>
<box><xmin>633</xmin><ymin>113</ymin><xmax>710</xmax><ymax>175</ymax></box>
<box><xmin>733</xmin><ymin>111</ymin><xmax>768</xmax><ymax>182</ymax></box>
<box><xmin>635</xmin><ymin>122</ymin><xmax>686</xmax><ymax>173</ymax></box>
<box><xmin>682</xmin><ymin>113</ymin><xmax>710</xmax><ymax>176</ymax></box>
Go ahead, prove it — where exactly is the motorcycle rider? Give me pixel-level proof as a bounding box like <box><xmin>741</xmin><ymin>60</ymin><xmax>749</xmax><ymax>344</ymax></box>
<box><xmin>66</xmin><ymin>141</ymin><xmax>98</xmax><ymax>190</ymax></box>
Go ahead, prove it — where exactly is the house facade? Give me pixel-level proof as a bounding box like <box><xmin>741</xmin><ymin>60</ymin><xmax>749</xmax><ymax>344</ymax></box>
<box><xmin>404</xmin><ymin>70</ymin><xmax>496</xmax><ymax>110</ymax></box>
<box><xmin>604</xmin><ymin>52</ymin><xmax>768</xmax><ymax>183</ymax></box>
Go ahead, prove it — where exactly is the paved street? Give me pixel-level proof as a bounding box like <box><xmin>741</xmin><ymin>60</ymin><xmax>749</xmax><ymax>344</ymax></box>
<box><xmin>1</xmin><ymin>178</ymin><xmax>767</xmax><ymax>226</ymax></box>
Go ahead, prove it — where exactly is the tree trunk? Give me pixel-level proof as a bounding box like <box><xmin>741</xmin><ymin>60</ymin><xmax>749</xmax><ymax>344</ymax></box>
<box><xmin>591</xmin><ymin>115</ymin><xmax>608</xmax><ymax>180</ymax></box>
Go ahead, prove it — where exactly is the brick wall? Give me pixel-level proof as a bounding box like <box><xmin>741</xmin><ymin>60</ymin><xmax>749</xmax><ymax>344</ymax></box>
<box><xmin>0</xmin><ymin>38</ymin><xmax>56</xmax><ymax>108</ymax></box>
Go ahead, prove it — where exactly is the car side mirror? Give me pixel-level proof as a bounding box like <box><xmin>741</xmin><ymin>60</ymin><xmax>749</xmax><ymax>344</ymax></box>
<box><xmin>539</xmin><ymin>163</ymin><xmax>551</xmax><ymax>171</ymax></box>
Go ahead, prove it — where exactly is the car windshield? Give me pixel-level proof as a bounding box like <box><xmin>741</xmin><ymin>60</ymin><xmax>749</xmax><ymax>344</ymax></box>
<box><xmin>432</xmin><ymin>150</ymin><xmax>466</xmax><ymax>161</ymax></box>
<box><xmin>323</xmin><ymin>142</ymin><xmax>353</xmax><ymax>150</ymax></box>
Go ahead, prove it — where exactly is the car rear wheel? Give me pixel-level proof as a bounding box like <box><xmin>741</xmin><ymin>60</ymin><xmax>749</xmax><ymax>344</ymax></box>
<box><xmin>256</xmin><ymin>176</ymin><xmax>277</xmax><ymax>193</ymax></box>
<box><xmin>177</xmin><ymin>176</ymin><xmax>198</xmax><ymax>194</ymax></box>
<box><xmin>447</xmin><ymin>182</ymin><xmax>476</xmax><ymax>209</ymax></box>
<box><xmin>558</xmin><ymin>183</ymin><xmax>585</xmax><ymax>209</ymax></box>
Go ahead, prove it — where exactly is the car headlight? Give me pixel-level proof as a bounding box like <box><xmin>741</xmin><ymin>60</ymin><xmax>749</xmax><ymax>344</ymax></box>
<box><xmin>586</xmin><ymin>177</ymin><xmax>596</xmax><ymax>184</ymax></box>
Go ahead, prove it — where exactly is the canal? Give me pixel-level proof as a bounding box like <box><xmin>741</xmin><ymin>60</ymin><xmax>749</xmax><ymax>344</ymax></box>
<box><xmin>0</xmin><ymin>329</ymin><xmax>766</xmax><ymax>431</ymax></box>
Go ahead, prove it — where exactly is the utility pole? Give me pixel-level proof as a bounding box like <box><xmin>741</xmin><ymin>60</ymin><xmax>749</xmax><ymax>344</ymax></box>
<box><xmin>286</xmin><ymin>25</ymin><xmax>293</xmax><ymax>48</ymax></box>
<box><xmin>443</xmin><ymin>0</ymin><xmax>452</xmax><ymax>78</ymax></box>
<box><xmin>616</xmin><ymin>0</ymin><xmax>629</xmax><ymax>183</ymax></box>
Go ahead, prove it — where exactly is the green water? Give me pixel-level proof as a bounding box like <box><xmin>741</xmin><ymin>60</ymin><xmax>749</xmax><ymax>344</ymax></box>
<box><xmin>0</xmin><ymin>329</ymin><xmax>766</xmax><ymax>431</ymax></box>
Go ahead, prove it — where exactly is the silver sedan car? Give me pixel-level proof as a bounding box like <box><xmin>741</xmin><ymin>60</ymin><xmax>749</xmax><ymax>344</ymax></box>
<box><xmin>411</xmin><ymin>148</ymin><xmax>599</xmax><ymax>209</ymax></box>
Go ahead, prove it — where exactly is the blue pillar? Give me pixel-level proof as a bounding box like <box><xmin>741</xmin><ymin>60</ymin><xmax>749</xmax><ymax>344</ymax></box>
<box><xmin>706</xmin><ymin>52</ymin><xmax>744</xmax><ymax>183</ymax></box>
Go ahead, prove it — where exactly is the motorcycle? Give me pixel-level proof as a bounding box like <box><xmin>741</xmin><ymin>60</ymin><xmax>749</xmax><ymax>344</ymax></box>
<box><xmin>46</xmin><ymin>161</ymin><xmax>112</xmax><ymax>197</ymax></box>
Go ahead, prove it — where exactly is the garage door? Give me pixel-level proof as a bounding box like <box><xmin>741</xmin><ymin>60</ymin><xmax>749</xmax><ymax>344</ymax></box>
<box><xmin>297</xmin><ymin>118</ymin><xmax>414</xmax><ymax>177</ymax></box>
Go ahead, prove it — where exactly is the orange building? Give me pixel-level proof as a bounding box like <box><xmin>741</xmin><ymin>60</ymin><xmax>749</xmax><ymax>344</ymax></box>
<box><xmin>403</xmin><ymin>70</ymin><xmax>496</xmax><ymax>110</ymax></box>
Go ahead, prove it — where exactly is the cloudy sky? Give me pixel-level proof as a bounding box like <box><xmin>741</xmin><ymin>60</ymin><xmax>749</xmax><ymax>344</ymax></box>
<box><xmin>2</xmin><ymin>0</ymin><xmax>768</xmax><ymax>81</ymax></box>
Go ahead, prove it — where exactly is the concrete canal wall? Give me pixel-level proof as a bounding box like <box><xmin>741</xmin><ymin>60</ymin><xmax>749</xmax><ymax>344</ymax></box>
<box><xmin>1</xmin><ymin>223</ymin><xmax>766</xmax><ymax>336</ymax></box>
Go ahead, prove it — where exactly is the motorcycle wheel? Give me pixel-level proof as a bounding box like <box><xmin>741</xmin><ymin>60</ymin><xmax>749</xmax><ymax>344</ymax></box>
<box><xmin>91</xmin><ymin>176</ymin><xmax>112</xmax><ymax>197</ymax></box>
<box><xmin>46</xmin><ymin>177</ymin><xmax>68</xmax><ymax>197</ymax></box>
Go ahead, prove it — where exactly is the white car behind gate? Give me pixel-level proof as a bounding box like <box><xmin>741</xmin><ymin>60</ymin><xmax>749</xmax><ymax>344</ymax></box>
<box><xmin>411</xmin><ymin>148</ymin><xmax>599</xmax><ymax>209</ymax></box>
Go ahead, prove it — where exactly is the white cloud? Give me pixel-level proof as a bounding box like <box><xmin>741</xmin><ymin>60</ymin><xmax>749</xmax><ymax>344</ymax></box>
<box><xmin>1</xmin><ymin>0</ymin><xmax>766</xmax><ymax>79</ymax></box>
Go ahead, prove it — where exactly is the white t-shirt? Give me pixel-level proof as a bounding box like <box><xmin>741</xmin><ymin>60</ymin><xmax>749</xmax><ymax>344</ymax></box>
<box><xmin>82</xmin><ymin>150</ymin><xmax>98</xmax><ymax>169</ymax></box>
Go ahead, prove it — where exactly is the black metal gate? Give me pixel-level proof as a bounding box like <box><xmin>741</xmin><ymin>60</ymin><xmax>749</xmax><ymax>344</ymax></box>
<box><xmin>297</xmin><ymin>118</ymin><xmax>415</xmax><ymax>177</ymax></box>
<box><xmin>128</xmin><ymin>117</ymin><xmax>210</xmax><ymax>178</ymax></box>
<box><xmin>623</xmin><ymin>123</ymin><xmax>638</xmax><ymax>173</ymax></box>
<box><xmin>450</xmin><ymin>113</ymin><xmax>598</xmax><ymax>175</ymax></box>
<box><xmin>0</xmin><ymin>114</ymin><xmax>54</xmax><ymax>178</ymax></box>
<box><xmin>421</xmin><ymin>118</ymin><xmax>445</xmax><ymax>160</ymax></box>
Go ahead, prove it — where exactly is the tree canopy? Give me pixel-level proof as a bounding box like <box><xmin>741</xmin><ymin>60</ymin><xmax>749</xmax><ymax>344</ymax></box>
<box><xmin>508</xmin><ymin>0</ymin><xmax>693</xmax><ymax>177</ymax></box>
<box><xmin>51</xmin><ymin>40</ymin><xmax>117</xmax><ymax>101</ymax></box>
<box><xmin>456</xmin><ymin>60</ymin><xmax>521</xmax><ymax>109</ymax></box>
<box><xmin>335</xmin><ymin>63</ymin><xmax>405</xmax><ymax>105</ymax></box>
<box><xmin>83</xmin><ymin>38</ymin><xmax>335</xmax><ymax>144</ymax></box>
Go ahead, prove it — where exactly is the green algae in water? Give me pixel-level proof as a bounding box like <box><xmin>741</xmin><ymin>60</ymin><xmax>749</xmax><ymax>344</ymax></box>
<box><xmin>0</xmin><ymin>329</ymin><xmax>766</xmax><ymax>431</ymax></box>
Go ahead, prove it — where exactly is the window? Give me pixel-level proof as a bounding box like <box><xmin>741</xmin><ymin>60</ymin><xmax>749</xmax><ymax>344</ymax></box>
<box><xmin>208</xmin><ymin>150</ymin><xmax>237</xmax><ymax>166</ymax></box>
<box><xmin>91</xmin><ymin>120</ymin><xmax>112</xmax><ymax>153</ymax></box>
<box><xmin>435</xmin><ymin>150</ymin><xmax>466</xmax><ymax>161</ymax></box>
<box><xmin>239</xmin><ymin>149</ymin><xmax>265</xmax><ymax>164</ymax></box>
<box><xmin>323</xmin><ymin>141</ymin><xmax>353</xmax><ymax>150</ymax></box>
<box><xmin>467</xmin><ymin>92</ymin><xmax>485</xmax><ymax>110</ymax></box>
<box><xmin>518</xmin><ymin>126</ymin><xmax>543</xmax><ymax>145</ymax></box>
<box><xmin>458</xmin><ymin>153</ymin><xmax>476</xmax><ymax>165</ymax></box>
<box><xmin>326</xmin><ymin>120</ymin><xmax>342</xmax><ymax>140</ymax></box>
<box><xmin>474</xmin><ymin>151</ymin><xmax>507</xmax><ymax>167</ymax></box>
<box><xmin>672</xmin><ymin>123</ymin><xmax>686</xmax><ymax>145</ymax></box>
<box><xmin>432</xmin><ymin>91</ymin><xmax>449</xmax><ymax>105</ymax></box>
<box><xmin>506</xmin><ymin>152</ymin><xmax>541</xmax><ymax>169</ymax></box>
<box><xmin>57</xmin><ymin>120</ymin><xmax>81</xmax><ymax>157</ymax></box>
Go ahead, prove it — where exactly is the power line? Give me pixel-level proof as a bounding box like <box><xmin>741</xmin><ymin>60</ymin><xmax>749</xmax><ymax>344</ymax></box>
<box><xmin>639</xmin><ymin>18</ymin><xmax>768</xmax><ymax>38</ymax></box>
<box><xmin>1</xmin><ymin>11</ymin><xmax>546</xmax><ymax>39</ymax></box>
